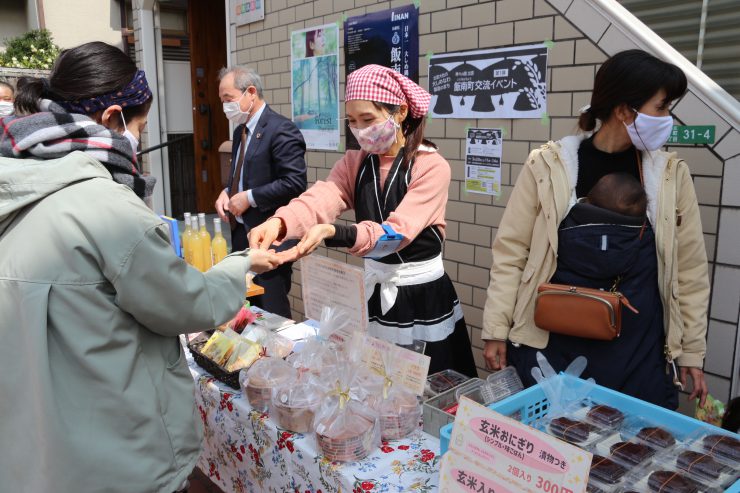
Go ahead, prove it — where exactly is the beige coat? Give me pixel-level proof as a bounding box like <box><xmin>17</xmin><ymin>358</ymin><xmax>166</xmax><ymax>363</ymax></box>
<box><xmin>482</xmin><ymin>134</ymin><xmax>709</xmax><ymax>368</ymax></box>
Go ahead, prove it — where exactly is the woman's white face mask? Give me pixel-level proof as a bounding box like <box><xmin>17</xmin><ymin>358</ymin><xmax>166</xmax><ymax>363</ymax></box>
<box><xmin>120</xmin><ymin>112</ymin><xmax>139</xmax><ymax>157</ymax></box>
<box><xmin>349</xmin><ymin>114</ymin><xmax>400</xmax><ymax>154</ymax></box>
<box><xmin>624</xmin><ymin>110</ymin><xmax>673</xmax><ymax>151</ymax></box>
<box><xmin>0</xmin><ymin>101</ymin><xmax>14</xmax><ymax>117</ymax></box>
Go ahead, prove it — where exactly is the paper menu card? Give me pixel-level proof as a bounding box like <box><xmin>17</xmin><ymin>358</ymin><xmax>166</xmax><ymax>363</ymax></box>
<box><xmin>444</xmin><ymin>397</ymin><xmax>592</xmax><ymax>493</ymax></box>
<box><xmin>300</xmin><ymin>255</ymin><xmax>367</xmax><ymax>334</ymax></box>
<box><xmin>359</xmin><ymin>334</ymin><xmax>431</xmax><ymax>396</ymax></box>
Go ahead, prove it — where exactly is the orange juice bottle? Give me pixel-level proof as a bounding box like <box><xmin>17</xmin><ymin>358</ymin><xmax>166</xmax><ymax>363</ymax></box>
<box><xmin>212</xmin><ymin>218</ymin><xmax>228</xmax><ymax>264</ymax></box>
<box><xmin>190</xmin><ymin>218</ymin><xmax>205</xmax><ymax>271</ymax></box>
<box><xmin>182</xmin><ymin>213</ymin><xmax>195</xmax><ymax>265</ymax></box>
<box><xmin>198</xmin><ymin>213</ymin><xmax>212</xmax><ymax>270</ymax></box>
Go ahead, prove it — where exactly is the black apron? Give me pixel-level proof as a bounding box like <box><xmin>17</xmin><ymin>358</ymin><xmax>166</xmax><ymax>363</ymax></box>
<box><xmin>356</xmin><ymin>151</ymin><xmax>477</xmax><ymax>377</ymax></box>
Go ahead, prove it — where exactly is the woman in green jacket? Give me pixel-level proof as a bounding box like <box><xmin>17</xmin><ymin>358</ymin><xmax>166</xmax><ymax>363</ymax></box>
<box><xmin>482</xmin><ymin>50</ymin><xmax>709</xmax><ymax>409</ymax></box>
<box><xmin>0</xmin><ymin>42</ymin><xmax>279</xmax><ymax>493</ymax></box>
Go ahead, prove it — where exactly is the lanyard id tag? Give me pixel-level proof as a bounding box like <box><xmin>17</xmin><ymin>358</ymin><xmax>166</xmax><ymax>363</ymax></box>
<box><xmin>363</xmin><ymin>225</ymin><xmax>404</xmax><ymax>259</ymax></box>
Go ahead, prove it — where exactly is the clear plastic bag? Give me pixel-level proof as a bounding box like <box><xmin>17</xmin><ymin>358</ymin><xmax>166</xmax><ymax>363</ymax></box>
<box><xmin>286</xmin><ymin>306</ymin><xmax>350</xmax><ymax>377</ymax></box>
<box><xmin>366</xmin><ymin>349</ymin><xmax>421</xmax><ymax>441</ymax></box>
<box><xmin>240</xmin><ymin>357</ymin><xmax>296</xmax><ymax>413</ymax></box>
<box><xmin>272</xmin><ymin>374</ymin><xmax>325</xmax><ymax>433</ymax></box>
<box><xmin>242</xmin><ymin>325</ymin><xmax>294</xmax><ymax>359</ymax></box>
<box><xmin>313</xmin><ymin>361</ymin><xmax>381</xmax><ymax>462</ymax></box>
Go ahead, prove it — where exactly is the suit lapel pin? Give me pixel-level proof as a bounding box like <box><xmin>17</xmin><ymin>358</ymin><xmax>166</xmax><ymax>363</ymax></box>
<box><xmin>255</xmin><ymin>132</ymin><xmax>262</xmax><ymax>139</ymax></box>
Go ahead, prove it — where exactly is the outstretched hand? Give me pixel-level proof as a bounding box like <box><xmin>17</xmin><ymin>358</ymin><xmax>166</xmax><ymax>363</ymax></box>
<box><xmin>249</xmin><ymin>217</ymin><xmax>284</xmax><ymax>250</ymax></box>
<box><xmin>247</xmin><ymin>249</ymin><xmax>281</xmax><ymax>273</ymax></box>
<box><xmin>295</xmin><ymin>224</ymin><xmax>336</xmax><ymax>257</ymax></box>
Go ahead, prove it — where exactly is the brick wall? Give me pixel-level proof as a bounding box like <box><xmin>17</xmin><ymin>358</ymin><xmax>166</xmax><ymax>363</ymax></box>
<box><xmin>228</xmin><ymin>0</ymin><xmax>738</xmax><ymax>403</ymax></box>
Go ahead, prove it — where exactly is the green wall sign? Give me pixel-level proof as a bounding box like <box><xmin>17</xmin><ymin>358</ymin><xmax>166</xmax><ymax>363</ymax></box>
<box><xmin>668</xmin><ymin>125</ymin><xmax>715</xmax><ymax>145</ymax></box>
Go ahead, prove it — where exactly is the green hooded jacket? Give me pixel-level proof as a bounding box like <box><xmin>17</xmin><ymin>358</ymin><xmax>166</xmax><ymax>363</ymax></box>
<box><xmin>0</xmin><ymin>152</ymin><xmax>250</xmax><ymax>493</ymax></box>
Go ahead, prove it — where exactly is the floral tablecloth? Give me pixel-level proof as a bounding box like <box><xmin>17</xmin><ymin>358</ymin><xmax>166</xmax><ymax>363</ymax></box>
<box><xmin>187</xmin><ymin>354</ymin><xmax>441</xmax><ymax>493</ymax></box>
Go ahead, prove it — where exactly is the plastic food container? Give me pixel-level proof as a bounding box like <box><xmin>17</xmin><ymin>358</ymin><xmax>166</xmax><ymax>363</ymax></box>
<box><xmin>425</xmin><ymin>369</ymin><xmax>471</xmax><ymax>397</ymax></box>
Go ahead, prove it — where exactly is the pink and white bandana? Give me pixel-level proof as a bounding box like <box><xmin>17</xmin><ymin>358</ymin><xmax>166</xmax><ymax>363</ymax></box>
<box><xmin>345</xmin><ymin>64</ymin><xmax>431</xmax><ymax>118</ymax></box>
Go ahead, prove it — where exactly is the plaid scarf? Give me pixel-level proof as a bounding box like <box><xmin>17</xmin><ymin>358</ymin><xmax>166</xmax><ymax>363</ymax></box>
<box><xmin>0</xmin><ymin>99</ymin><xmax>156</xmax><ymax>199</ymax></box>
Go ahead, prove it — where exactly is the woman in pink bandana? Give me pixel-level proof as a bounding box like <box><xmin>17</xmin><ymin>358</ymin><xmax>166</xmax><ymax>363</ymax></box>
<box><xmin>250</xmin><ymin>64</ymin><xmax>477</xmax><ymax>376</ymax></box>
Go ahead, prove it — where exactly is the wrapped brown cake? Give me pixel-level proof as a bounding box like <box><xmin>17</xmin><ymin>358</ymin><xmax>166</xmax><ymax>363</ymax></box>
<box><xmin>376</xmin><ymin>389</ymin><xmax>420</xmax><ymax>441</ymax></box>
<box><xmin>586</xmin><ymin>404</ymin><xmax>624</xmax><ymax>428</ymax></box>
<box><xmin>609</xmin><ymin>440</ymin><xmax>655</xmax><ymax>466</ymax></box>
<box><xmin>590</xmin><ymin>455</ymin><xmax>627</xmax><ymax>484</ymax></box>
<box><xmin>637</xmin><ymin>426</ymin><xmax>676</xmax><ymax>449</ymax></box>
<box><xmin>315</xmin><ymin>402</ymin><xmax>378</xmax><ymax>462</ymax></box>
<box><xmin>647</xmin><ymin>470</ymin><xmax>700</xmax><ymax>493</ymax></box>
<box><xmin>676</xmin><ymin>450</ymin><xmax>727</xmax><ymax>481</ymax></box>
<box><xmin>549</xmin><ymin>417</ymin><xmax>593</xmax><ymax>444</ymax></box>
<box><xmin>701</xmin><ymin>433</ymin><xmax>740</xmax><ymax>462</ymax></box>
<box><xmin>272</xmin><ymin>380</ymin><xmax>324</xmax><ymax>433</ymax></box>
<box><xmin>313</xmin><ymin>362</ymin><xmax>381</xmax><ymax>462</ymax></box>
<box><xmin>241</xmin><ymin>357</ymin><xmax>297</xmax><ymax>413</ymax></box>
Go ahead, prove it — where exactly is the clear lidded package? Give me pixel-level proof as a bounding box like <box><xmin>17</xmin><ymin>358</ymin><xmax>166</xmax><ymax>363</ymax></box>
<box><xmin>619</xmin><ymin>416</ymin><xmax>685</xmax><ymax>452</ymax></box>
<box><xmin>671</xmin><ymin>429</ymin><xmax>740</xmax><ymax>489</ymax></box>
<box><xmin>540</xmin><ymin>405</ymin><xmax>608</xmax><ymax>447</ymax></box>
<box><xmin>591</xmin><ymin>432</ymin><xmax>658</xmax><ymax>468</ymax></box>
<box><xmin>621</xmin><ymin>463</ymin><xmax>721</xmax><ymax>493</ymax></box>
<box><xmin>425</xmin><ymin>369</ymin><xmax>470</xmax><ymax>398</ymax></box>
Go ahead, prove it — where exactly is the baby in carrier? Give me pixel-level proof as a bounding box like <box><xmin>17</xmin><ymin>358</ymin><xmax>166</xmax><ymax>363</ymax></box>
<box><xmin>586</xmin><ymin>172</ymin><xmax>646</xmax><ymax>218</ymax></box>
<box><xmin>563</xmin><ymin>172</ymin><xmax>647</xmax><ymax>228</ymax></box>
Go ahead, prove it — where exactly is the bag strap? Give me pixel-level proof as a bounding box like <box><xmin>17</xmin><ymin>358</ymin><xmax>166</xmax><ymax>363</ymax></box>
<box><xmin>635</xmin><ymin>149</ymin><xmax>648</xmax><ymax>240</ymax></box>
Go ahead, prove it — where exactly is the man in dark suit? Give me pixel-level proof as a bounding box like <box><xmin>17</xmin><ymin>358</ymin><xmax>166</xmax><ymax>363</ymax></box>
<box><xmin>216</xmin><ymin>66</ymin><xmax>307</xmax><ymax>318</ymax></box>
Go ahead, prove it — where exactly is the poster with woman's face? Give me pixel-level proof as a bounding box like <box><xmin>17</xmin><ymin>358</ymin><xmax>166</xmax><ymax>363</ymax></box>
<box><xmin>291</xmin><ymin>24</ymin><xmax>340</xmax><ymax>150</ymax></box>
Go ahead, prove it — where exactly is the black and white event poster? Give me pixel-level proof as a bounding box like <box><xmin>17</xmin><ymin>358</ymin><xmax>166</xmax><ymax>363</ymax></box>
<box><xmin>429</xmin><ymin>43</ymin><xmax>548</xmax><ymax>119</ymax></box>
<box><xmin>344</xmin><ymin>4</ymin><xmax>419</xmax><ymax>81</ymax></box>
<box><xmin>344</xmin><ymin>4</ymin><xmax>419</xmax><ymax>149</ymax></box>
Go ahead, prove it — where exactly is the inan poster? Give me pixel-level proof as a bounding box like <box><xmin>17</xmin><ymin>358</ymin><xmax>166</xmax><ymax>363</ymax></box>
<box><xmin>344</xmin><ymin>5</ymin><xmax>419</xmax><ymax>80</ymax></box>
<box><xmin>465</xmin><ymin>128</ymin><xmax>502</xmax><ymax>196</ymax></box>
<box><xmin>291</xmin><ymin>24</ymin><xmax>340</xmax><ymax>150</ymax></box>
<box><xmin>429</xmin><ymin>43</ymin><xmax>548</xmax><ymax>119</ymax></box>
<box><xmin>344</xmin><ymin>4</ymin><xmax>419</xmax><ymax>150</ymax></box>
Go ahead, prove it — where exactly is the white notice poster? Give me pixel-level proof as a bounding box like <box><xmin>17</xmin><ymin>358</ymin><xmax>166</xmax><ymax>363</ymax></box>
<box><xmin>465</xmin><ymin>128</ymin><xmax>502</xmax><ymax>196</ymax></box>
<box><xmin>300</xmin><ymin>255</ymin><xmax>367</xmax><ymax>333</ymax></box>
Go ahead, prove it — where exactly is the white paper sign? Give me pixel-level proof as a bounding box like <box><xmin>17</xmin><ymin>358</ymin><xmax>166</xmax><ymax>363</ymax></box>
<box><xmin>300</xmin><ymin>255</ymin><xmax>367</xmax><ymax>333</ymax></box>
<box><xmin>464</xmin><ymin>128</ymin><xmax>502</xmax><ymax>196</ymax></box>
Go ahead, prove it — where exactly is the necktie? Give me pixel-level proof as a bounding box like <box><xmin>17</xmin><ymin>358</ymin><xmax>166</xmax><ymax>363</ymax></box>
<box><xmin>228</xmin><ymin>126</ymin><xmax>248</xmax><ymax>230</ymax></box>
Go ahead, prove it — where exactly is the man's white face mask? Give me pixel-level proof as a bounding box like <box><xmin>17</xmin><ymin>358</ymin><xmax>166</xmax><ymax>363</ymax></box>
<box><xmin>223</xmin><ymin>89</ymin><xmax>253</xmax><ymax>125</ymax></box>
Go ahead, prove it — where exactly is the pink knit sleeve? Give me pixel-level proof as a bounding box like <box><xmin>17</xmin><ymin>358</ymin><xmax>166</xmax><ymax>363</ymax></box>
<box><xmin>348</xmin><ymin>151</ymin><xmax>449</xmax><ymax>257</ymax></box>
<box><xmin>273</xmin><ymin>152</ymin><xmax>362</xmax><ymax>239</ymax></box>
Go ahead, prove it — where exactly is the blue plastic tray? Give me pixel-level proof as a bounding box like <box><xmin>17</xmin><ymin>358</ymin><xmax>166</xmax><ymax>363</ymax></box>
<box><xmin>439</xmin><ymin>374</ymin><xmax>740</xmax><ymax>492</ymax></box>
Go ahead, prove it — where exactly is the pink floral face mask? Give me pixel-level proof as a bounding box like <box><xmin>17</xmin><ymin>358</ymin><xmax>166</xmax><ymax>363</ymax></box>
<box><xmin>349</xmin><ymin>115</ymin><xmax>400</xmax><ymax>154</ymax></box>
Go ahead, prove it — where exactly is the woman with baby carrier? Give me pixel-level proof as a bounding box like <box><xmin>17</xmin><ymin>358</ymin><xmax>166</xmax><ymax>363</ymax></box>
<box><xmin>481</xmin><ymin>49</ymin><xmax>710</xmax><ymax>409</ymax></box>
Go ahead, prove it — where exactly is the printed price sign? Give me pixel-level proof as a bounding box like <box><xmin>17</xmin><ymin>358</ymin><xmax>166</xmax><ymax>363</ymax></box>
<box><xmin>440</xmin><ymin>452</ymin><xmax>518</xmax><ymax>493</ymax></box>
<box><xmin>448</xmin><ymin>397</ymin><xmax>592</xmax><ymax>493</ymax></box>
<box><xmin>359</xmin><ymin>334</ymin><xmax>431</xmax><ymax>396</ymax></box>
<box><xmin>667</xmin><ymin>125</ymin><xmax>715</xmax><ymax>145</ymax></box>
